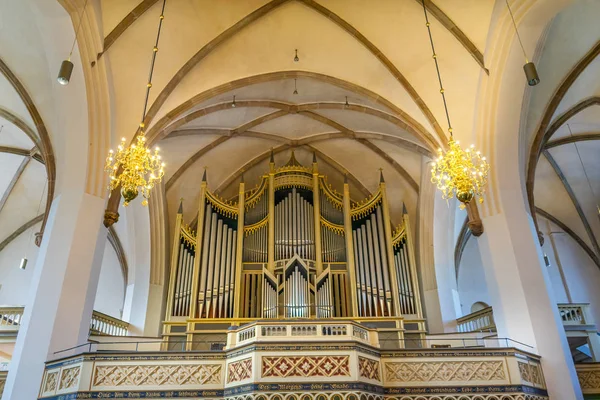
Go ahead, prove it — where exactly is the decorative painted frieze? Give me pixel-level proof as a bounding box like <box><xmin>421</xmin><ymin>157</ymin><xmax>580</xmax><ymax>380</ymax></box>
<box><xmin>262</xmin><ymin>356</ymin><xmax>350</xmax><ymax>378</ymax></box>
<box><xmin>228</xmin><ymin>358</ymin><xmax>252</xmax><ymax>383</ymax></box>
<box><xmin>384</xmin><ymin>360</ymin><xmax>506</xmax><ymax>383</ymax></box>
<box><xmin>92</xmin><ymin>363</ymin><xmax>222</xmax><ymax>387</ymax></box>
<box><xmin>358</xmin><ymin>356</ymin><xmax>380</xmax><ymax>381</ymax></box>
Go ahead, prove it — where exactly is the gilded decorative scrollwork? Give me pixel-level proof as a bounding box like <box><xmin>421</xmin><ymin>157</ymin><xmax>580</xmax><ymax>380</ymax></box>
<box><xmin>320</xmin><ymin>217</ymin><xmax>345</xmax><ymax>236</ymax></box>
<box><xmin>319</xmin><ymin>177</ymin><xmax>343</xmax><ymax>209</ymax></box>
<box><xmin>245</xmin><ymin>177</ymin><xmax>268</xmax><ymax>210</ymax></box>
<box><xmin>274</xmin><ymin>173</ymin><xmax>313</xmax><ymax>190</ymax></box>
<box><xmin>350</xmin><ymin>190</ymin><xmax>382</xmax><ymax>220</ymax></box>
<box><xmin>207</xmin><ymin>190</ymin><xmax>238</xmax><ymax>218</ymax></box>
<box><xmin>181</xmin><ymin>223</ymin><xmax>197</xmax><ymax>247</ymax></box>
<box><xmin>244</xmin><ymin>215</ymin><xmax>269</xmax><ymax>235</ymax></box>
<box><xmin>391</xmin><ymin>223</ymin><xmax>406</xmax><ymax>249</ymax></box>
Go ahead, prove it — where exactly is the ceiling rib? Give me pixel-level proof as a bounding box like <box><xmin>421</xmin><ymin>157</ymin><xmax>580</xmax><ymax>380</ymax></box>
<box><xmin>0</xmin><ymin>156</ymin><xmax>30</xmax><ymax>214</ymax></box>
<box><xmin>357</xmin><ymin>139</ymin><xmax>418</xmax><ymax>192</ymax></box>
<box><xmin>164</xmin><ymin>106</ymin><xmax>422</xmax><ymax>193</ymax></box>
<box><xmin>214</xmin><ymin>145</ymin><xmax>371</xmax><ymax>198</ymax></box>
<box><xmin>536</xmin><ymin>207</ymin><xmax>600</xmax><ymax>270</ymax></box>
<box><xmin>453</xmin><ymin>216</ymin><xmax>471</xmax><ymax>279</ymax></box>
<box><xmin>100</xmin><ymin>0</ymin><xmax>160</xmax><ymax>58</ymax></box>
<box><xmin>154</xmin><ymin>98</ymin><xmax>432</xmax><ymax>154</ymax></box>
<box><xmin>543</xmin><ymin>150</ymin><xmax>600</xmax><ymax>257</ymax></box>
<box><xmin>142</xmin><ymin>0</ymin><xmax>291</xmax><ymax>131</ymax></box>
<box><xmin>298</xmin><ymin>0</ymin><xmax>444</xmax><ymax>140</ymax></box>
<box><xmin>526</xmin><ymin>40</ymin><xmax>600</xmax><ymax>234</ymax></box>
<box><xmin>0</xmin><ymin>56</ymin><xmax>55</xmax><ymax>247</ymax></box>
<box><xmin>417</xmin><ymin>0</ymin><xmax>487</xmax><ymax>73</ymax></box>
<box><xmin>0</xmin><ymin>214</ymin><xmax>43</xmax><ymax>253</ymax></box>
<box><xmin>111</xmin><ymin>0</ymin><xmax>445</xmax><ymax>147</ymax></box>
<box><xmin>107</xmin><ymin>226</ymin><xmax>129</xmax><ymax>283</ymax></box>
<box><xmin>545</xmin><ymin>133</ymin><xmax>600</xmax><ymax>149</ymax></box>
<box><xmin>0</xmin><ymin>146</ymin><xmax>44</xmax><ymax>164</ymax></box>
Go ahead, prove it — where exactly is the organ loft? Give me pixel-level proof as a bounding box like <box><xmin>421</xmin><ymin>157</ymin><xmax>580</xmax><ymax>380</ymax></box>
<box><xmin>164</xmin><ymin>151</ymin><xmax>423</xmax><ymax>346</ymax></box>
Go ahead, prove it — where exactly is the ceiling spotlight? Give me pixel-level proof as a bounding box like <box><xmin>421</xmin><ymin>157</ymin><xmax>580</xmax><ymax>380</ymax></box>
<box><xmin>19</xmin><ymin>257</ymin><xmax>28</xmax><ymax>270</ymax></box>
<box><xmin>506</xmin><ymin>0</ymin><xmax>540</xmax><ymax>86</ymax></box>
<box><xmin>294</xmin><ymin>49</ymin><xmax>299</xmax><ymax>62</ymax></box>
<box><xmin>57</xmin><ymin>0</ymin><xmax>89</xmax><ymax>85</ymax></box>
<box><xmin>231</xmin><ymin>95</ymin><xmax>236</xmax><ymax>108</ymax></box>
<box><xmin>293</xmin><ymin>78</ymin><xmax>298</xmax><ymax>95</ymax></box>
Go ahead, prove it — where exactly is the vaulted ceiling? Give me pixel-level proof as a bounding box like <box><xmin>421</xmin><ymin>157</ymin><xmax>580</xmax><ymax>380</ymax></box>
<box><xmin>94</xmin><ymin>0</ymin><xmax>498</xmax><ymax>231</ymax></box>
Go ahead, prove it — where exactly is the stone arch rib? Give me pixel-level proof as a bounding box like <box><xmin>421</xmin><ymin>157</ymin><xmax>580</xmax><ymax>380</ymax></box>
<box><xmin>0</xmin><ymin>57</ymin><xmax>55</xmax><ymax>247</ymax></box>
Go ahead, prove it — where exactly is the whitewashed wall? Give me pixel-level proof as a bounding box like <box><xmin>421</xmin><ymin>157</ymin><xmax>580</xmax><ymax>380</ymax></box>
<box><xmin>540</xmin><ymin>216</ymin><xmax>600</xmax><ymax>326</ymax></box>
<box><xmin>456</xmin><ymin>236</ymin><xmax>491</xmax><ymax>317</ymax></box>
<box><xmin>0</xmin><ymin>231</ymin><xmax>126</xmax><ymax>318</ymax></box>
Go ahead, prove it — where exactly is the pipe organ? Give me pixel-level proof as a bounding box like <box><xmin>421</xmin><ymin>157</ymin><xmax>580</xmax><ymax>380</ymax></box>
<box><xmin>165</xmin><ymin>152</ymin><xmax>422</xmax><ymax>327</ymax></box>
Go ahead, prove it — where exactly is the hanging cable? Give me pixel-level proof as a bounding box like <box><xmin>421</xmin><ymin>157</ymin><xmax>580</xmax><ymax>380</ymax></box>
<box><xmin>141</xmin><ymin>0</ymin><xmax>167</xmax><ymax>128</ymax></box>
<box><xmin>421</xmin><ymin>0</ymin><xmax>453</xmax><ymax>137</ymax></box>
<box><xmin>505</xmin><ymin>0</ymin><xmax>540</xmax><ymax>86</ymax></box>
<box><xmin>20</xmin><ymin>179</ymin><xmax>47</xmax><ymax>270</ymax></box>
<box><xmin>57</xmin><ymin>0</ymin><xmax>90</xmax><ymax>85</ymax></box>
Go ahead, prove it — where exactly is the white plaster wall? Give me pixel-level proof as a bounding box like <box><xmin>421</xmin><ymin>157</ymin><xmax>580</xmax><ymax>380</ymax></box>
<box><xmin>541</xmin><ymin>217</ymin><xmax>600</xmax><ymax>326</ymax></box>
<box><xmin>0</xmin><ymin>223</ymin><xmax>41</xmax><ymax>306</ymax></box>
<box><xmin>456</xmin><ymin>236</ymin><xmax>491</xmax><ymax>317</ymax></box>
<box><xmin>0</xmin><ymin>227</ymin><xmax>125</xmax><ymax>319</ymax></box>
<box><xmin>93</xmin><ymin>243</ymin><xmax>126</xmax><ymax>319</ymax></box>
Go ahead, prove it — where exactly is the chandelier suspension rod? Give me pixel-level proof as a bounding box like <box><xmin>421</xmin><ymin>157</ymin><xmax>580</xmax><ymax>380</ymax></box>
<box><xmin>67</xmin><ymin>0</ymin><xmax>90</xmax><ymax>61</ymax></box>
<box><xmin>141</xmin><ymin>0</ymin><xmax>167</xmax><ymax>125</ymax></box>
<box><xmin>421</xmin><ymin>0</ymin><xmax>453</xmax><ymax>137</ymax></box>
<box><xmin>505</xmin><ymin>0</ymin><xmax>529</xmax><ymax>63</ymax></box>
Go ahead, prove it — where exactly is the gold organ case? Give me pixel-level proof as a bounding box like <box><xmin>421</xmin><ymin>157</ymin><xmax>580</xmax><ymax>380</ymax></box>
<box><xmin>164</xmin><ymin>151</ymin><xmax>423</xmax><ymax>348</ymax></box>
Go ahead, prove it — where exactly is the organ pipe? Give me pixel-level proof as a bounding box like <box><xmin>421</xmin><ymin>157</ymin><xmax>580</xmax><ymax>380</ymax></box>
<box><xmin>165</xmin><ymin>152</ymin><xmax>423</xmax><ymax>326</ymax></box>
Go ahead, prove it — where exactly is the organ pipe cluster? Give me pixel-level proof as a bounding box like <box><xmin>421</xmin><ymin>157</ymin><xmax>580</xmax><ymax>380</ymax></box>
<box><xmin>165</xmin><ymin>152</ymin><xmax>422</xmax><ymax>324</ymax></box>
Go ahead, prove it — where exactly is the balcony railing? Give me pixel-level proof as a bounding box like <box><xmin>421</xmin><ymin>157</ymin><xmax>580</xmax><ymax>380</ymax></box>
<box><xmin>558</xmin><ymin>303</ymin><xmax>591</xmax><ymax>326</ymax></box>
<box><xmin>456</xmin><ymin>306</ymin><xmax>496</xmax><ymax>333</ymax></box>
<box><xmin>89</xmin><ymin>310</ymin><xmax>129</xmax><ymax>336</ymax></box>
<box><xmin>0</xmin><ymin>307</ymin><xmax>24</xmax><ymax>331</ymax></box>
<box><xmin>0</xmin><ymin>307</ymin><xmax>129</xmax><ymax>336</ymax></box>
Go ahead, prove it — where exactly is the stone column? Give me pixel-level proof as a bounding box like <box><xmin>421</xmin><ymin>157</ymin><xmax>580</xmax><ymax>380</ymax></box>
<box><xmin>2</xmin><ymin>191</ymin><xmax>107</xmax><ymax>400</ymax></box>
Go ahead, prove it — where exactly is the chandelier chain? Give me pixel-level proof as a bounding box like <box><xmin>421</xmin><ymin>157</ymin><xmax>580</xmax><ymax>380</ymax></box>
<box><xmin>68</xmin><ymin>0</ymin><xmax>90</xmax><ymax>60</ymax></box>
<box><xmin>142</xmin><ymin>0</ymin><xmax>167</xmax><ymax>125</ymax></box>
<box><xmin>421</xmin><ymin>0</ymin><xmax>452</xmax><ymax>136</ymax></box>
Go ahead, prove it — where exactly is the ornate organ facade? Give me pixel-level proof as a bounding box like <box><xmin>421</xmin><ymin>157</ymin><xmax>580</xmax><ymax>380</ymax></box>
<box><xmin>164</xmin><ymin>152</ymin><xmax>423</xmax><ymax>344</ymax></box>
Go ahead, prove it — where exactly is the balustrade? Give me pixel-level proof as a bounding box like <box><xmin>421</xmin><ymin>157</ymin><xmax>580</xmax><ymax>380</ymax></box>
<box><xmin>558</xmin><ymin>303</ymin><xmax>588</xmax><ymax>325</ymax></box>
<box><xmin>0</xmin><ymin>307</ymin><xmax>23</xmax><ymax>331</ymax></box>
<box><xmin>0</xmin><ymin>307</ymin><xmax>129</xmax><ymax>336</ymax></box>
<box><xmin>456</xmin><ymin>306</ymin><xmax>496</xmax><ymax>333</ymax></box>
<box><xmin>238</xmin><ymin>326</ymin><xmax>256</xmax><ymax>342</ymax></box>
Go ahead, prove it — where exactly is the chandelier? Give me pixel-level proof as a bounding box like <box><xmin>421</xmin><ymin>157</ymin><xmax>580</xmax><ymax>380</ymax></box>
<box><xmin>421</xmin><ymin>0</ymin><xmax>490</xmax><ymax>208</ymax></box>
<box><xmin>431</xmin><ymin>139</ymin><xmax>489</xmax><ymax>208</ymax></box>
<box><xmin>105</xmin><ymin>0</ymin><xmax>167</xmax><ymax>206</ymax></box>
